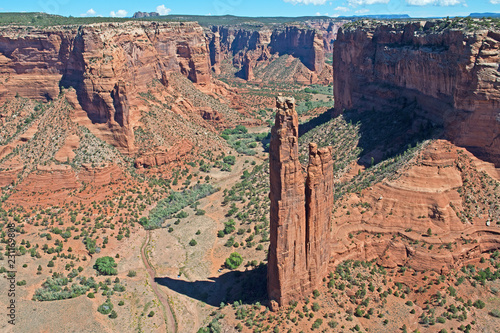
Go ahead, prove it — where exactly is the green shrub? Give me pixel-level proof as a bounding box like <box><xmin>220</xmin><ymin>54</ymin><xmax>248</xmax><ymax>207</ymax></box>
<box><xmin>225</xmin><ymin>252</ymin><xmax>243</xmax><ymax>269</ymax></box>
<box><xmin>176</xmin><ymin>211</ymin><xmax>188</xmax><ymax>219</ymax></box>
<box><xmin>311</xmin><ymin>318</ymin><xmax>323</xmax><ymax>329</ymax></box>
<box><xmin>223</xmin><ymin>155</ymin><xmax>236</xmax><ymax>165</ymax></box>
<box><xmin>473</xmin><ymin>300</ymin><xmax>486</xmax><ymax>309</ymax></box>
<box><xmin>127</xmin><ymin>270</ymin><xmax>136</xmax><ymax>277</ymax></box>
<box><xmin>139</xmin><ymin>217</ymin><xmax>149</xmax><ymax>226</ymax></box>
<box><xmin>113</xmin><ymin>284</ymin><xmax>126</xmax><ymax>292</ymax></box>
<box><xmin>33</xmin><ymin>274</ymin><xmax>91</xmax><ymax>301</ymax></box>
<box><xmin>189</xmin><ymin>239</ymin><xmax>197</xmax><ymax>246</ymax></box>
<box><xmin>94</xmin><ymin>256</ymin><xmax>118</xmax><ymax>275</ymax></box>
<box><xmin>312</xmin><ymin>302</ymin><xmax>320</xmax><ymax>311</ymax></box>
<box><xmin>223</xmin><ymin>220</ymin><xmax>235</xmax><ymax>234</ymax></box>
<box><xmin>490</xmin><ymin>309</ymin><xmax>500</xmax><ymax>317</ymax></box>
<box><xmin>97</xmin><ymin>299</ymin><xmax>113</xmax><ymax>315</ymax></box>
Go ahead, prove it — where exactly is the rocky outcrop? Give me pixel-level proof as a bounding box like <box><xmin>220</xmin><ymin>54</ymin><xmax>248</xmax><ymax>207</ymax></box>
<box><xmin>329</xmin><ymin>139</ymin><xmax>500</xmax><ymax>274</ymax></box>
<box><xmin>268</xmin><ymin>96</ymin><xmax>333</xmax><ymax>308</ymax></box>
<box><xmin>305</xmin><ymin>143</ymin><xmax>334</xmax><ymax>290</ymax></box>
<box><xmin>334</xmin><ymin>21</ymin><xmax>500</xmax><ymax>166</ymax></box>
<box><xmin>134</xmin><ymin>139</ymin><xmax>194</xmax><ymax>168</ymax></box>
<box><xmin>6</xmin><ymin>162</ymin><xmax>125</xmax><ymax>207</ymax></box>
<box><xmin>207</xmin><ymin>25</ymin><xmax>325</xmax><ymax>81</ymax></box>
<box><xmin>0</xmin><ymin>21</ymin><xmax>212</xmax><ymax>153</ymax></box>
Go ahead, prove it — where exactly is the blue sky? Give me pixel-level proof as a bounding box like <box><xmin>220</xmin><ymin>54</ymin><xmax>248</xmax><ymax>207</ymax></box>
<box><xmin>0</xmin><ymin>0</ymin><xmax>498</xmax><ymax>18</ymax></box>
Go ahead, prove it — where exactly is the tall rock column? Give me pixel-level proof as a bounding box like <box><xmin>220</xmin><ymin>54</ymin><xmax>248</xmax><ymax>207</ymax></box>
<box><xmin>268</xmin><ymin>96</ymin><xmax>335</xmax><ymax>309</ymax></box>
<box><xmin>305</xmin><ymin>143</ymin><xmax>334</xmax><ymax>289</ymax></box>
<box><xmin>268</xmin><ymin>96</ymin><xmax>310</xmax><ymax>308</ymax></box>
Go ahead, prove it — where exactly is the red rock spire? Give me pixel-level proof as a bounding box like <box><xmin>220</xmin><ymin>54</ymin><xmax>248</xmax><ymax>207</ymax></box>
<box><xmin>268</xmin><ymin>96</ymin><xmax>334</xmax><ymax>309</ymax></box>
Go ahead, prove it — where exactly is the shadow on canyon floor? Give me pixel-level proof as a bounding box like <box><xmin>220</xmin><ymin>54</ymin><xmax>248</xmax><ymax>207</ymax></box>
<box><xmin>155</xmin><ymin>264</ymin><xmax>268</xmax><ymax>306</ymax></box>
<box><xmin>299</xmin><ymin>102</ymin><xmax>444</xmax><ymax>168</ymax></box>
<box><xmin>298</xmin><ymin>108</ymin><xmax>334</xmax><ymax>137</ymax></box>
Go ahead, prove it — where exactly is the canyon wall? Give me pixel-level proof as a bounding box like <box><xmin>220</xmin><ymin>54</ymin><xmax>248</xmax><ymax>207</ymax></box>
<box><xmin>334</xmin><ymin>21</ymin><xmax>500</xmax><ymax>166</ymax></box>
<box><xmin>207</xmin><ymin>25</ymin><xmax>326</xmax><ymax>80</ymax></box>
<box><xmin>305</xmin><ymin>20</ymin><xmax>345</xmax><ymax>53</ymax></box>
<box><xmin>0</xmin><ymin>21</ymin><xmax>212</xmax><ymax>153</ymax></box>
<box><xmin>268</xmin><ymin>96</ymin><xmax>333</xmax><ymax>308</ymax></box>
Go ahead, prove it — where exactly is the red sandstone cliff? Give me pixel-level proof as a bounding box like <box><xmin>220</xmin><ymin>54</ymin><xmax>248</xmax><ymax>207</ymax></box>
<box><xmin>0</xmin><ymin>21</ymin><xmax>212</xmax><ymax>153</ymax></box>
<box><xmin>207</xmin><ymin>25</ymin><xmax>327</xmax><ymax>82</ymax></box>
<box><xmin>305</xmin><ymin>20</ymin><xmax>345</xmax><ymax>53</ymax></box>
<box><xmin>334</xmin><ymin>21</ymin><xmax>500</xmax><ymax>166</ymax></box>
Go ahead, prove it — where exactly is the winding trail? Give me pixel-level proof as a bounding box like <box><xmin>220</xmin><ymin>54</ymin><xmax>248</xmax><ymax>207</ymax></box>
<box><xmin>141</xmin><ymin>230</ymin><xmax>177</xmax><ymax>333</ymax></box>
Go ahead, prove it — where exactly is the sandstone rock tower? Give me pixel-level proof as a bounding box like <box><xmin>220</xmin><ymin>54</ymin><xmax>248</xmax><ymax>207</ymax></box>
<box><xmin>268</xmin><ymin>96</ymin><xmax>334</xmax><ymax>308</ymax></box>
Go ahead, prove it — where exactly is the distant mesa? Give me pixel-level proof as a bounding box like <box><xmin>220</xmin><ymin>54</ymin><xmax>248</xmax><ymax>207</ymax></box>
<box><xmin>132</xmin><ymin>11</ymin><xmax>160</xmax><ymax>19</ymax></box>
<box><xmin>469</xmin><ymin>12</ymin><xmax>500</xmax><ymax>18</ymax></box>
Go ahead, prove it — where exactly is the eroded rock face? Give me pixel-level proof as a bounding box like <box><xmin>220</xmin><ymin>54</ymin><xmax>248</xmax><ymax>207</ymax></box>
<box><xmin>207</xmin><ymin>25</ymin><xmax>325</xmax><ymax>81</ymax></box>
<box><xmin>334</xmin><ymin>21</ymin><xmax>500</xmax><ymax>166</ymax></box>
<box><xmin>306</xmin><ymin>20</ymin><xmax>345</xmax><ymax>53</ymax></box>
<box><xmin>268</xmin><ymin>96</ymin><xmax>309</xmax><ymax>306</ymax></box>
<box><xmin>268</xmin><ymin>96</ymin><xmax>334</xmax><ymax>307</ymax></box>
<box><xmin>305</xmin><ymin>143</ymin><xmax>334</xmax><ymax>290</ymax></box>
<box><xmin>134</xmin><ymin>139</ymin><xmax>194</xmax><ymax>168</ymax></box>
<box><xmin>0</xmin><ymin>21</ymin><xmax>212</xmax><ymax>153</ymax></box>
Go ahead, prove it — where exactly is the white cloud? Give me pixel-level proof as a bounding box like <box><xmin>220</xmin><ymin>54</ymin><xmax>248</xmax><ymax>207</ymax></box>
<box><xmin>335</xmin><ymin>6</ymin><xmax>350</xmax><ymax>11</ymax></box>
<box><xmin>156</xmin><ymin>4</ymin><xmax>172</xmax><ymax>15</ymax></box>
<box><xmin>406</xmin><ymin>0</ymin><xmax>464</xmax><ymax>5</ymax></box>
<box><xmin>110</xmin><ymin>9</ymin><xmax>128</xmax><ymax>18</ymax></box>
<box><xmin>283</xmin><ymin>0</ymin><xmax>328</xmax><ymax>5</ymax></box>
<box><xmin>490</xmin><ymin>0</ymin><xmax>500</xmax><ymax>3</ymax></box>
<box><xmin>348</xmin><ymin>0</ymin><xmax>389</xmax><ymax>5</ymax></box>
<box><xmin>80</xmin><ymin>8</ymin><xmax>96</xmax><ymax>17</ymax></box>
<box><xmin>356</xmin><ymin>8</ymin><xmax>370</xmax><ymax>13</ymax></box>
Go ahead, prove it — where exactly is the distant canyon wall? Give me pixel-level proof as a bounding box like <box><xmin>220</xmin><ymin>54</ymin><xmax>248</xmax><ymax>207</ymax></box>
<box><xmin>206</xmin><ymin>22</ymin><xmax>344</xmax><ymax>81</ymax></box>
<box><xmin>334</xmin><ymin>21</ymin><xmax>500</xmax><ymax>166</ymax></box>
<box><xmin>0</xmin><ymin>20</ymin><xmax>343</xmax><ymax>155</ymax></box>
<box><xmin>0</xmin><ymin>21</ymin><xmax>211</xmax><ymax>153</ymax></box>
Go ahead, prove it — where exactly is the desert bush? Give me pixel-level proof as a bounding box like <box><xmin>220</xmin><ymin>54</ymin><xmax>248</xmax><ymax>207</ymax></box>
<box><xmin>97</xmin><ymin>299</ymin><xmax>113</xmax><ymax>315</ymax></box>
<box><xmin>490</xmin><ymin>309</ymin><xmax>500</xmax><ymax>317</ymax></box>
<box><xmin>33</xmin><ymin>274</ymin><xmax>90</xmax><ymax>301</ymax></box>
<box><xmin>223</xmin><ymin>155</ymin><xmax>236</xmax><ymax>165</ymax></box>
<box><xmin>94</xmin><ymin>256</ymin><xmax>117</xmax><ymax>275</ymax></box>
<box><xmin>225</xmin><ymin>252</ymin><xmax>243</xmax><ymax>269</ymax></box>
<box><xmin>473</xmin><ymin>300</ymin><xmax>486</xmax><ymax>309</ymax></box>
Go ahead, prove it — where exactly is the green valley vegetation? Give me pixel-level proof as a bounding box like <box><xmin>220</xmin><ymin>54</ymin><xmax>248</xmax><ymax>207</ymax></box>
<box><xmin>146</xmin><ymin>184</ymin><xmax>218</xmax><ymax>229</ymax></box>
